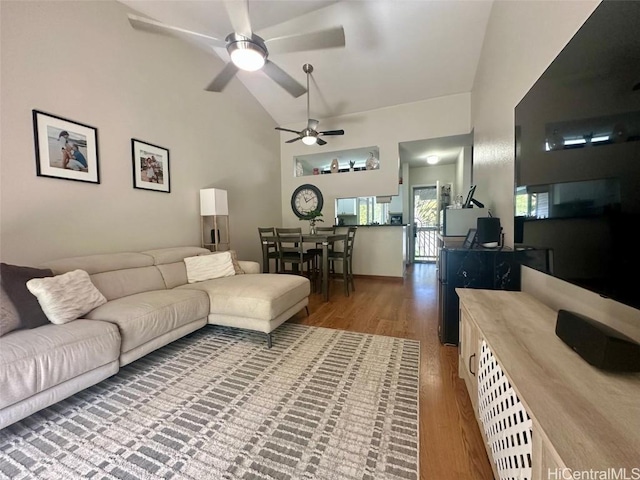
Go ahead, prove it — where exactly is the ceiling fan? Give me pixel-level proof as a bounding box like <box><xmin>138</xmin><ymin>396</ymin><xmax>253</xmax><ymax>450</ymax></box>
<box><xmin>127</xmin><ymin>1</ymin><xmax>345</xmax><ymax>97</ymax></box>
<box><xmin>275</xmin><ymin>64</ymin><xmax>345</xmax><ymax>145</ymax></box>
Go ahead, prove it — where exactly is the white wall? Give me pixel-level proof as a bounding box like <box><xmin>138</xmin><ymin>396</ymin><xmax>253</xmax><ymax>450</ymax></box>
<box><xmin>472</xmin><ymin>0</ymin><xmax>640</xmax><ymax>330</ymax></box>
<box><xmin>0</xmin><ymin>0</ymin><xmax>281</xmax><ymax>266</ymax></box>
<box><xmin>471</xmin><ymin>0</ymin><xmax>600</xmax><ymax>246</ymax></box>
<box><xmin>279</xmin><ymin>93</ymin><xmax>472</xmax><ymax>226</ymax></box>
<box><xmin>409</xmin><ymin>164</ymin><xmax>456</xmax><ymax>194</ymax></box>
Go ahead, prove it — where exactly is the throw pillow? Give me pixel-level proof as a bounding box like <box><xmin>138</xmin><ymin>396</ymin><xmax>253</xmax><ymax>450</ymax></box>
<box><xmin>184</xmin><ymin>252</ymin><xmax>236</xmax><ymax>283</ymax></box>
<box><xmin>0</xmin><ymin>263</ymin><xmax>53</xmax><ymax>329</ymax></box>
<box><xmin>26</xmin><ymin>269</ymin><xmax>107</xmax><ymax>325</ymax></box>
<box><xmin>0</xmin><ymin>286</ymin><xmax>21</xmax><ymax>336</ymax></box>
<box><xmin>228</xmin><ymin>250</ymin><xmax>245</xmax><ymax>275</ymax></box>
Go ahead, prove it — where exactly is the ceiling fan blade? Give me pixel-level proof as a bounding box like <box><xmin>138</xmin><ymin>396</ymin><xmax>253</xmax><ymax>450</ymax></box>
<box><xmin>319</xmin><ymin>129</ymin><xmax>345</xmax><ymax>136</ymax></box>
<box><xmin>275</xmin><ymin>127</ymin><xmax>302</xmax><ymax>134</ymax></box>
<box><xmin>127</xmin><ymin>14</ymin><xmax>226</xmax><ymax>47</ymax></box>
<box><xmin>316</xmin><ymin>138</ymin><xmax>327</xmax><ymax>146</ymax></box>
<box><xmin>265</xmin><ymin>26</ymin><xmax>346</xmax><ymax>55</ymax></box>
<box><xmin>286</xmin><ymin>137</ymin><xmax>302</xmax><ymax>144</ymax></box>
<box><xmin>307</xmin><ymin>119</ymin><xmax>319</xmax><ymax>130</ymax></box>
<box><xmin>205</xmin><ymin>62</ymin><xmax>239</xmax><ymax>92</ymax></box>
<box><xmin>262</xmin><ymin>61</ymin><xmax>307</xmax><ymax>98</ymax></box>
<box><xmin>224</xmin><ymin>0</ymin><xmax>252</xmax><ymax>38</ymax></box>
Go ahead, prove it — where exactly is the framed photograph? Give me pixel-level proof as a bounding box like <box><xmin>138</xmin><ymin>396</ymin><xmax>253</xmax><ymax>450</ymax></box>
<box><xmin>131</xmin><ymin>138</ymin><xmax>170</xmax><ymax>193</ymax></box>
<box><xmin>32</xmin><ymin>110</ymin><xmax>100</xmax><ymax>184</ymax></box>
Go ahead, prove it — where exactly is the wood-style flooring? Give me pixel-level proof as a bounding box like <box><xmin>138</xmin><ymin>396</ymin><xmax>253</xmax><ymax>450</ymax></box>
<box><xmin>289</xmin><ymin>263</ymin><xmax>494</xmax><ymax>480</ymax></box>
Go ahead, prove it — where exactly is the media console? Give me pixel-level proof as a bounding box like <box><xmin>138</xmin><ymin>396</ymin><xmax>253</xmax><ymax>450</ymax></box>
<box><xmin>457</xmin><ymin>289</ymin><xmax>640</xmax><ymax>480</ymax></box>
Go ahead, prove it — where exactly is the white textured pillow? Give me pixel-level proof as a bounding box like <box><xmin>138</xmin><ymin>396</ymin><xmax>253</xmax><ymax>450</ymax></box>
<box><xmin>26</xmin><ymin>269</ymin><xmax>107</xmax><ymax>324</ymax></box>
<box><xmin>184</xmin><ymin>252</ymin><xmax>236</xmax><ymax>283</ymax></box>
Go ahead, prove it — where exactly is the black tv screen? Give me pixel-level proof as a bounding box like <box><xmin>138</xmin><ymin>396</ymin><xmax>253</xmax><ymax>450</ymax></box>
<box><xmin>514</xmin><ymin>0</ymin><xmax>640</xmax><ymax>311</ymax></box>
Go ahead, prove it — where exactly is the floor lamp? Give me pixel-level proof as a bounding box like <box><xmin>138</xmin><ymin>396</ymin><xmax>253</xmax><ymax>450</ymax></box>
<box><xmin>200</xmin><ymin>188</ymin><xmax>229</xmax><ymax>251</ymax></box>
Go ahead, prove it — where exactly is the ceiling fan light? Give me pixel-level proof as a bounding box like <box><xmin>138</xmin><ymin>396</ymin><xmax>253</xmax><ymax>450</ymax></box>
<box><xmin>228</xmin><ymin>41</ymin><xmax>266</xmax><ymax>72</ymax></box>
<box><xmin>302</xmin><ymin>135</ymin><xmax>317</xmax><ymax>145</ymax></box>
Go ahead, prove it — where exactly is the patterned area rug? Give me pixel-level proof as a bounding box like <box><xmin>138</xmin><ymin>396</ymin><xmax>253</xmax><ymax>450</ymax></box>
<box><xmin>0</xmin><ymin>324</ymin><xmax>420</xmax><ymax>480</ymax></box>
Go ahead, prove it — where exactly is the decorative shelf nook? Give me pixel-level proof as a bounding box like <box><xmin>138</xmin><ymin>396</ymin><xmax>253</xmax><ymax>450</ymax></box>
<box><xmin>294</xmin><ymin>146</ymin><xmax>379</xmax><ymax>177</ymax></box>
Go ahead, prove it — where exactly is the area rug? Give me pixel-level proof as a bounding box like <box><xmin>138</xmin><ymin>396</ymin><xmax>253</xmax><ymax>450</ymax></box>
<box><xmin>0</xmin><ymin>324</ymin><xmax>420</xmax><ymax>480</ymax></box>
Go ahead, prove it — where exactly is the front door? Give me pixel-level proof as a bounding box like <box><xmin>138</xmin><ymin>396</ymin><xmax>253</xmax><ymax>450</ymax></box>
<box><xmin>412</xmin><ymin>185</ymin><xmax>439</xmax><ymax>262</ymax></box>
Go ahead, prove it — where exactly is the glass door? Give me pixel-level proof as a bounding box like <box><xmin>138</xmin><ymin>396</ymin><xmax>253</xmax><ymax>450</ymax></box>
<box><xmin>412</xmin><ymin>185</ymin><xmax>439</xmax><ymax>262</ymax></box>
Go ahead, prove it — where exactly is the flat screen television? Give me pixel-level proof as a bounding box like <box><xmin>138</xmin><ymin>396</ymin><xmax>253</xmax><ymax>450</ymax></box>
<box><xmin>514</xmin><ymin>0</ymin><xmax>640</xmax><ymax>311</ymax></box>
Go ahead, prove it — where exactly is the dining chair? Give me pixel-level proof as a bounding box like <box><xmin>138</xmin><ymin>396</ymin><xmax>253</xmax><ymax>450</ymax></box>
<box><xmin>326</xmin><ymin>227</ymin><xmax>357</xmax><ymax>296</ymax></box>
<box><xmin>306</xmin><ymin>226</ymin><xmax>336</xmax><ymax>292</ymax></box>
<box><xmin>258</xmin><ymin>227</ymin><xmax>279</xmax><ymax>273</ymax></box>
<box><xmin>275</xmin><ymin>227</ymin><xmax>315</xmax><ymax>279</ymax></box>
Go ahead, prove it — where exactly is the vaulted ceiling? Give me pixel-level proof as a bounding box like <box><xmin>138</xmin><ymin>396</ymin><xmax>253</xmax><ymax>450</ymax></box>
<box><xmin>119</xmin><ymin>0</ymin><xmax>493</xmax><ymax>129</ymax></box>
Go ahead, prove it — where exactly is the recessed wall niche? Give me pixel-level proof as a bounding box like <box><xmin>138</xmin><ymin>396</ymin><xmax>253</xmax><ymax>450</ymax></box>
<box><xmin>294</xmin><ymin>146</ymin><xmax>380</xmax><ymax>177</ymax></box>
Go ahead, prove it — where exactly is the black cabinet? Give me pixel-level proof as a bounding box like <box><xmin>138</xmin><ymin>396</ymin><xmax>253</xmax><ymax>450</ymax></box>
<box><xmin>437</xmin><ymin>247</ymin><xmax>549</xmax><ymax>345</ymax></box>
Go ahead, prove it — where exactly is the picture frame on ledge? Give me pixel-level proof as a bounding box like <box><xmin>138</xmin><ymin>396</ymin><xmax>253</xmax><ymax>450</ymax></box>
<box><xmin>131</xmin><ymin>138</ymin><xmax>170</xmax><ymax>193</ymax></box>
<box><xmin>32</xmin><ymin>110</ymin><xmax>100</xmax><ymax>184</ymax></box>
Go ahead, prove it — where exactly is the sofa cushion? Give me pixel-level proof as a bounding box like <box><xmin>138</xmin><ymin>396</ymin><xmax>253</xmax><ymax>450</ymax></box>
<box><xmin>156</xmin><ymin>261</ymin><xmax>189</xmax><ymax>289</ymax></box>
<box><xmin>184</xmin><ymin>252</ymin><xmax>236</xmax><ymax>283</ymax></box>
<box><xmin>0</xmin><ymin>319</ymin><xmax>120</xmax><ymax>410</ymax></box>
<box><xmin>0</xmin><ymin>263</ymin><xmax>53</xmax><ymax>329</ymax></box>
<box><xmin>26</xmin><ymin>270</ymin><xmax>107</xmax><ymax>324</ymax></box>
<box><xmin>141</xmin><ymin>246</ymin><xmax>210</xmax><ymax>265</ymax></box>
<box><xmin>85</xmin><ymin>289</ymin><xmax>209</xmax><ymax>354</ymax></box>
<box><xmin>89</xmin><ymin>266</ymin><xmax>167</xmax><ymax>301</ymax></box>
<box><xmin>40</xmin><ymin>252</ymin><xmax>153</xmax><ymax>275</ymax></box>
<box><xmin>178</xmin><ymin>273</ymin><xmax>310</xmax><ymax>321</ymax></box>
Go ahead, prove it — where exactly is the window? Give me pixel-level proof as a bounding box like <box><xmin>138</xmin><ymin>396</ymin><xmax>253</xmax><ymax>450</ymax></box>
<box><xmin>358</xmin><ymin>197</ymin><xmax>389</xmax><ymax>225</ymax></box>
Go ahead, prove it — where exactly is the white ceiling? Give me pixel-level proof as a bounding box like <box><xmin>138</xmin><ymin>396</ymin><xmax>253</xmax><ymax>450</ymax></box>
<box><xmin>119</xmin><ymin>0</ymin><xmax>492</xmax><ymax>165</ymax></box>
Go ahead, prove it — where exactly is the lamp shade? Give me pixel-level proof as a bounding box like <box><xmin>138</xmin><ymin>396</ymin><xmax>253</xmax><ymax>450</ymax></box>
<box><xmin>200</xmin><ymin>188</ymin><xmax>228</xmax><ymax>216</ymax></box>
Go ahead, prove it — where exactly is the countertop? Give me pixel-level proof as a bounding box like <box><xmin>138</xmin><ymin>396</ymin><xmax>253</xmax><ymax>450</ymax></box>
<box><xmin>333</xmin><ymin>224</ymin><xmax>408</xmax><ymax>228</ymax></box>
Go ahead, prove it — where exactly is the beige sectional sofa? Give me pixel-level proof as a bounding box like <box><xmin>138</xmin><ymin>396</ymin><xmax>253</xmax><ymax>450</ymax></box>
<box><xmin>0</xmin><ymin>246</ymin><xmax>310</xmax><ymax>429</ymax></box>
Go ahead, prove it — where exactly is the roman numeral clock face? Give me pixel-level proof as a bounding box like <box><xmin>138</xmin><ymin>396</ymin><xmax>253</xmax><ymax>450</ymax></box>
<box><xmin>291</xmin><ymin>184</ymin><xmax>324</xmax><ymax>218</ymax></box>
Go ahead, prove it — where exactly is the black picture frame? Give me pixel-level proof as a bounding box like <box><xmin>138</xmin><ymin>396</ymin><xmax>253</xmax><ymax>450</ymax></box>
<box><xmin>32</xmin><ymin>110</ymin><xmax>100</xmax><ymax>184</ymax></box>
<box><xmin>131</xmin><ymin>139</ymin><xmax>170</xmax><ymax>193</ymax></box>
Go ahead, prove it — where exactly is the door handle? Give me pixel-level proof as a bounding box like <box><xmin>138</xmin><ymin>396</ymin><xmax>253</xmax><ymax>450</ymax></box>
<box><xmin>469</xmin><ymin>353</ymin><xmax>476</xmax><ymax>376</ymax></box>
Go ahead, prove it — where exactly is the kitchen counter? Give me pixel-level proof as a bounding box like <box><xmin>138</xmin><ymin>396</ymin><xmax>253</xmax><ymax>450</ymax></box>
<box><xmin>333</xmin><ymin>224</ymin><xmax>408</xmax><ymax>228</ymax></box>
<box><xmin>333</xmin><ymin>225</ymin><xmax>407</xmax><ymax>277</ymax></box>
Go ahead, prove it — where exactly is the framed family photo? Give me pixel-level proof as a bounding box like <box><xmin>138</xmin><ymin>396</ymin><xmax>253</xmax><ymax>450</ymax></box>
<box><xmin>131</xmin><ymin>139</ymin><xmax>170</xmax><ymax>193</ymax></box>
<box><xmin>32</xmin><ymin>110</ymin><xmax>100</xmax><ymax>184</ymax></box>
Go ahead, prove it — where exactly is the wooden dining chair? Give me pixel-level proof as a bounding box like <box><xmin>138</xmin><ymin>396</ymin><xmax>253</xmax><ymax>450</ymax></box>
<box><xmin>258</xmin><ymin>227</ymin><xmax>279</xmax><ymax>273</ymax></box>
<box><xmin>306</xmin><ymin>226</ymin><xmax>336</xmax><ymax>292</ymax></box>
<box><xmin>275</xmin><ymin>227</ymin><xmax>315</xmax><ymax>279</ymax></box>
<box><xmin>327</xmin><ymin>227</ymin><xmax>357</xmax><ymax>296</ymax></box>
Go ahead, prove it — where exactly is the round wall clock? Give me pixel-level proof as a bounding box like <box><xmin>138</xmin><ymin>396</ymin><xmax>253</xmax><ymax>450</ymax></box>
<box><xmin>291</xmin><ymin>184</ymin><xmax>324</xmax><ymax>219</ymax></box>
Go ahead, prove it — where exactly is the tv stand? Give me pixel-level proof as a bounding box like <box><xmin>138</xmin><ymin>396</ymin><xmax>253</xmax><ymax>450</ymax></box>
<box><xmin>457</xmin><ymin>289</ymin><xmax>640</xmax><ymax>480</ymax></box>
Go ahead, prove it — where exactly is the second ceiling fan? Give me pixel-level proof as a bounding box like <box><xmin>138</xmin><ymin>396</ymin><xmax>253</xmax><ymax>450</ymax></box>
<box><xmin>276</xmin><ymin>64</ymin><xmax>345</xmax><ymax>145</ymax></box>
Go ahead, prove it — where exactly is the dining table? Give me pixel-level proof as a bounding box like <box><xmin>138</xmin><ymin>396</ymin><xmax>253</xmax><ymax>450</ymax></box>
<box><xmin>261</xmin><ymin>233</ymin><xmax>347</xmax><ymax>302</ymax></box>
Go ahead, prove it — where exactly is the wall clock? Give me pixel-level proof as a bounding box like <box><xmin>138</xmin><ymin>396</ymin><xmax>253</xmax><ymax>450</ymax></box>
<box><xmin>291</xmin><ymin>184</ymin><xmax>324</xmax><ymax>218</ymax></box>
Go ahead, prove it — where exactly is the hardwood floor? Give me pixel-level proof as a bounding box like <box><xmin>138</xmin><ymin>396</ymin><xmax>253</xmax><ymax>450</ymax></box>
<box><xmin>289</xmin><ymin>263</ymin><xmax>494</xmax><ymax>480</ymax></box>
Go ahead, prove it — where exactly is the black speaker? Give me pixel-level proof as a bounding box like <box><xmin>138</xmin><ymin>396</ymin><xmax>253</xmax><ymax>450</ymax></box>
<box><xmin>555</xmin><ymin>310</ymin><xmax>640</xmax><ymax>372</ymax></box>
<box><xmin>476</xmin><ymin>217</ymin><xmax>501</xmax><ymax>247</ymax></box>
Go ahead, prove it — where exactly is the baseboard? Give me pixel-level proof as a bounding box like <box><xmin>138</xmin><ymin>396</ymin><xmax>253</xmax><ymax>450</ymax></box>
<box><xmin>351</xmin><ymin>274</ymin><xmax>404</xmax><ymax>282</ymax></box>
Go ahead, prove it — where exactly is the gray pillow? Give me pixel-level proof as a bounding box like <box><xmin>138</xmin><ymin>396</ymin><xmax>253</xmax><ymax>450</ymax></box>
<box><xmin>0</xmin><ymin>286</ymin><xmax>21</xmax><ymax>336</ymax></box>
<box><xmin>0</xmin><ymin>263</ymin><xmax>53</xmax><ymax>329</ymax></box>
